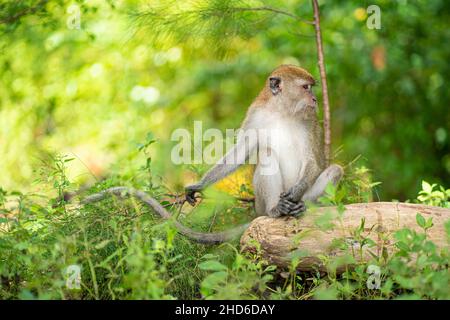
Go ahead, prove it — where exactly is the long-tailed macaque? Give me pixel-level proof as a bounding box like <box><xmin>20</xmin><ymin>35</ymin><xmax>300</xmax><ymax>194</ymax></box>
<box><xmin>185</xmin><ymin>64</ymin><xmax>343</xmax><ymax>217</ymax></box>
<box><xmin>82</xmin><ymin>65</ymin><xmax>343</xmax><ymax>244</ymax></box>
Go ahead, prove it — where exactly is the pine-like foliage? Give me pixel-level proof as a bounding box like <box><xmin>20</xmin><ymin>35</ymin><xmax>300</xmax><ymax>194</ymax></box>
<box><xmin>132</xmin><ymin>0</ymin><xmax>301</xmax><ymax>55</ymax></box>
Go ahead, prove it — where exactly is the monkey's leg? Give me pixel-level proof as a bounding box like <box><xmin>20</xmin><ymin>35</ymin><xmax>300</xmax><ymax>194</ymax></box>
<box><xmin>253</xmin><ymin>167</ymin><xmax>281</xmax><ymax>217</ymax></box>
<box><xmin>302</xmin><ymin>164</ymin><xmax>344</xmax><ymax>202</ymax></box>
<box><xmin>254</xmin><ymin>160</ymin><xmax>305</xmax><ymax>218</ymax></box>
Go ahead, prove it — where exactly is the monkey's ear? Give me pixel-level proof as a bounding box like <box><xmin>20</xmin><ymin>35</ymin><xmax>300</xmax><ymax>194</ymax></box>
<box><xmin>269</xmin><ymin>77</ymin><xmax>281</xmax><ymax>95</ymax></box>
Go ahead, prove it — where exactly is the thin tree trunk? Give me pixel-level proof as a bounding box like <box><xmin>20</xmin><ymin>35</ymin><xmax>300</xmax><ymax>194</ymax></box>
<box><xmin>312</xmin><ymin>0</ymin><xmax>331</xmax><ymax>166</ymax></box>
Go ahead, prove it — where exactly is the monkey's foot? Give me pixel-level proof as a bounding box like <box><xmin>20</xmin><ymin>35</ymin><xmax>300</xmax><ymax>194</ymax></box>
<box><xmin>274</xmin><ymin>198</ymin><xmax>306</xmax><ymax>217</ymax></box>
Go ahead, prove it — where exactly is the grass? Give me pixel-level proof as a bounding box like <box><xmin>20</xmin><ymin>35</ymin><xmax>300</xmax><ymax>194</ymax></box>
<box><xmin>0</xmin><ymin>154</ymin><xmax>449</xmax><ymax>300</ymax></box>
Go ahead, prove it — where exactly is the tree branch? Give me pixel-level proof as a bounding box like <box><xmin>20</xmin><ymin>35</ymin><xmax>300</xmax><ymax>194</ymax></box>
<box><xmin>225</xmin><ymin>6</ymin><xmax>314</xmax><ymax>25</ymax></box>
<box><xmin>312</xmin><ymin>0</ymin><xmax>331</xmax><ymax>166</ymax></box>
<box><xmin>0</xmin><ymin>0</ymin><xmax>48</xmax><ymax>25</ymax></box>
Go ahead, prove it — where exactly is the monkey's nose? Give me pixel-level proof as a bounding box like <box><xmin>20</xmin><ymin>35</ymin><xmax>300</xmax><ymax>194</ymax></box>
<box><xmin>312</xmin><ymin>97</ymin><xmax>317</xmax><ymax>104</ymax></box>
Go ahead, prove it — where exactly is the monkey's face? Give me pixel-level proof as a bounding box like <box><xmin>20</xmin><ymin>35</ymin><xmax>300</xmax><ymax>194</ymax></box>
<box><xmin>289</xmin><ymin>78</ymin><xmax>317</xmax><ymax>117</ymax></box>
<box><xmin>268</xmin><ymin>65</ymin><xmax>317</xmax><ymax>119</ymax></box>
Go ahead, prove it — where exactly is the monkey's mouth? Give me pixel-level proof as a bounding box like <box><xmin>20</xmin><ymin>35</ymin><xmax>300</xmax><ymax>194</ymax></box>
<box><xmin>305</xmin><ymin>104</ymin><xmax>317</xmax><ymax>111</ymax></box>
<box><xmin>293</xmin><ymin>102</ymin><xmax>317</xmax><ymax>115</ymax></box>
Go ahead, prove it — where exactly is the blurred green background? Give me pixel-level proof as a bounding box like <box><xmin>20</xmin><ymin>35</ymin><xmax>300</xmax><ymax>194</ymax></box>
<box><xmin>0</xmin><ymin>0</ymin><xmax>449</xmax><ymax>201</ymax></box>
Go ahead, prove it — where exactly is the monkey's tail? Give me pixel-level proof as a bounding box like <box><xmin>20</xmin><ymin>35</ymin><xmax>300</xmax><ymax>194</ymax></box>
<box><xmin>81</xmin><ymin>186</ymin><xmax>249</xmax><ymax>244</ymax></box>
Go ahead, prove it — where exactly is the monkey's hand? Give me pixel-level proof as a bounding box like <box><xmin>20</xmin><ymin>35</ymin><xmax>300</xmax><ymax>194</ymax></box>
<box><xmin>185</xmin><ymin>184</ymin><xmax>203</xmax><ymax>206</ymax></box>
<box><xmin>272</xmin><ymin>196</ymin><xmax>306</xmax><ymax>217</ymax></box>
<box><xmin>280</xmin><ymin>181</ymin><xmax>308</xmax><ymax>203</ymax></box>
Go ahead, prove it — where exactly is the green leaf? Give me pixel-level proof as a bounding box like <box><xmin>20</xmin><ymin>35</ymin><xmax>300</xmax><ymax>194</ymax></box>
<box><xmin>314</xmin><ymin>211</ymin><xmax>335</xmax><ymax>231</ymax></box>
<box><xmin>425</xmin><ymin>217</ymin><xmax>434</xmax><ymax>229</ymax></box>
<box><xmin>396</xmin><ymin>241</ymin><xmax>409</xmax><ymax>252</ymax></box>
<box><xmin>325</xmin><ymin>183</ymin><xmax>336</xmax><ymax>198</ymax></box>
<box><xmin>95</xmin><ymin>240</ymin><xmax>111</xmax><ymax>250</ymax></box>
<box><xmin>201</xmin><ymin>254</ymin><xmax>218</xmax><ymax>260</ymax></box>
<box><xmin>416</xmin><ymin>213</ymin><xmax>426</xmax><ymax>228</ymax></box>
<box><xmin>370</xmin><ymin>182</ymin><xmax>382</xmax><ymax>187</ymax></box>
<box><xmin>421</xmin><ymin>181</ymin><xmax>432</xmax><ymax>194</ymax></box>
<box><xmin>264</xmin><ymin>265</ymin><xmax>277</xmax><ymax>272</ymax></box>
<box><xmin>198</xmin><ymin>260</ymin><xmax>228</xmax><ymax>271</ymax></box>
<box><xmin>200</xmin><ymin>271</ymin><xmax>228</xmax><ymax>296</ymax></box>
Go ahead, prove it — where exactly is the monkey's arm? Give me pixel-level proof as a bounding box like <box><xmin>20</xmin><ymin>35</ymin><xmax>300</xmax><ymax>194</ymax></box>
<box><xmin>280</xmin><ymin>180</ymin><xmax>309</xmax><ymax>203</ymax></box>
<box><xmin>185</xmin><ymin>128</ymin><xmax>258</xmax><ymax>205</ymax></box>
<box><xmin>280</xmin><ymin>161</ymin><xmax>315</xmax><ymax>204</ymax></box>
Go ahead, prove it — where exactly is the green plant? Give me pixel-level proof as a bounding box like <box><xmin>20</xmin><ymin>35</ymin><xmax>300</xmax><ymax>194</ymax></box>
<box><xmin>1</xmin><ymin>154</ymin><xmax>449</xmax><ymax>300</ymax></box>
<box><xmin>417</xmin><ymin>181</ymin><xmax>450</xmax><ymax>208</ymax></box>
<box><xmin>198</xmin><ymin>246</ymin><xmax>276</xmax><ymax>299</ymax></box>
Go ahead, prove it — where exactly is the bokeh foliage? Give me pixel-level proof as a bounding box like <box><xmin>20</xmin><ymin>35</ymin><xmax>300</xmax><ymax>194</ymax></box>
<box><xmin>0</xmin><ymin>0</ymin><xmax>449</xmax><ymax>300</ymax></box>
<box><xmin>0</xmin><ymin>0</ymin><xmax>449</xmax><ymax>200</ymax></box>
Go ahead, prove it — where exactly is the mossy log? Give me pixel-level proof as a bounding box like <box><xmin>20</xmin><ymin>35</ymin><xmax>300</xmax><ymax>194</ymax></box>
<box><xmin>240</xmin><ymin>202</ymin><xmax>450</xmax><ymax>272</ymax></box>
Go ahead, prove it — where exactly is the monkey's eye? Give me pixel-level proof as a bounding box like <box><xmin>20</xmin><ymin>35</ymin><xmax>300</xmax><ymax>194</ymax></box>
<box><xmin>303</xmin><ymin>84</ymin><xmax>311</xmax><ymax>90</ymax></box>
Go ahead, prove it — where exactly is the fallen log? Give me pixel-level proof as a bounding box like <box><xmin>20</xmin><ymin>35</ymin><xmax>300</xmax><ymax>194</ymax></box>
<box><xmin>240</xmin><ymin>202</ymin><xmax>450</xmax><ymax>272</ymax></box>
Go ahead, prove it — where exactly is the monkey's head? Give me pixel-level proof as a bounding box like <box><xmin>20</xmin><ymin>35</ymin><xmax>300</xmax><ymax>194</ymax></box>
<box><xmin>267</xmin><ymin>65</ymin><xmax>317</xmax><ymax>118</ymax></box>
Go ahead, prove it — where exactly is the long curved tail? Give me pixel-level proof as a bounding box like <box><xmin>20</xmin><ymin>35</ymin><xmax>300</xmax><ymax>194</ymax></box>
<box><xmin>81</xmin><ymin>186</ymin><xmax>249</xmax><ymax>244</ymax></box>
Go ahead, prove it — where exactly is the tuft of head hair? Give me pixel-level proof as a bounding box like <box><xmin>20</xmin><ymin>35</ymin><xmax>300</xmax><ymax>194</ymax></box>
<box><xmin>269</xmin><ymin>64</ymin><xmax>316</xmax><ymax>85</ymax></box>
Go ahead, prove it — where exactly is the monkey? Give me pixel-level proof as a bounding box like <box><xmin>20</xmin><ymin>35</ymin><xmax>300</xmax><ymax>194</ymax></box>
<box><xmin>185</xmin><ymin>64</ymin><xmax>343</xmax><ymax>217</ymax></box>
<box><xmin>80</xmin><ymin>65</ymin><xmax>343</xmax><ymax>244</ymax></box>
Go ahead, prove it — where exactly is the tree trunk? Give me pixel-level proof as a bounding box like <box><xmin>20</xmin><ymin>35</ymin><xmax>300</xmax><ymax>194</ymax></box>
<box><xmin>312</xmin><ymin>0</ymin><xmax>331</xmax><ymax>166</ymax></box>
<box><xmin>240</xmin><ymin>202</ymin><xmax>450</xmax><ymax>273</ymax></box>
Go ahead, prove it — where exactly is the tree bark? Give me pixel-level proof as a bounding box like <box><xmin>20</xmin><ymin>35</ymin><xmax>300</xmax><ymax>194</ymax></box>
<box><xmin>240</xmin><ymin>202</ymin><xmax>450</xmax><ymax>273</ymax></box>
<box><xmin>312</xmin><ymin>0</ymin><xmax>331</xmax><ymax>166</ymax></box>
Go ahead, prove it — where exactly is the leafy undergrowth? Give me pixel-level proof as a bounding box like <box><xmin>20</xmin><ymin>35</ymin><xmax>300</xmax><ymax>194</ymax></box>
<box><xmin>0</xmin><ymin>156</ymin><xmax>449</xmax><ymax>300</ymax></box>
